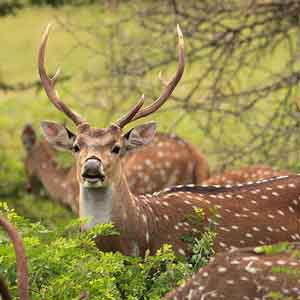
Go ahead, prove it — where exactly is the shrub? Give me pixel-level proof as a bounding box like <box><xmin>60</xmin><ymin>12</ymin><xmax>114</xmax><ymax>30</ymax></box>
<box><xmin>0</xmin><ymin>203</ymin><xmax>191</xmax><ymax>299</ymax></box>
<box><xmin>0</xmin><ymin>0</ymin><xmax>23</xmax><ymax>16</ymax></box>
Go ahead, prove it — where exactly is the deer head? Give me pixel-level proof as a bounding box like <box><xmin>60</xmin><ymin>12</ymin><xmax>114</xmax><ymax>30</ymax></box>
<box><xmin>38</xmin><ymin>24</ymin><xmax>184</xmax><ymax>190</ymax></box>
<box><xmin>21</xmin><ymin>124</ymin><xmax>37</xmax><ymax>152</ymax></box>
<box><xmin>21</xmin><ymin>124</ymin><xmax>41</xmax><ymax>193</ymax></box>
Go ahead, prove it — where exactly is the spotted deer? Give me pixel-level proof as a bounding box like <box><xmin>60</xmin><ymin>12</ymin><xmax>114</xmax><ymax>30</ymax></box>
<box><xmin>21</xmin><ymin>124</ymin><xmax>208</xmax><ymax>214</ymax></box>
<box><xmin>0</xmin><ymin>215</ymin><xmax>29</xmax><ymax>300</ymax></box>
<box><xmin>21</xmin><ymin>123</ymin><xmax>79</xmax><ymax>213</ymax></box>
<box><xmin>38</xmin><ymin>24</ymin><xmax>300</xmax><ymax>257</ymax></box>
<box><xmin>205</xmin><ymin>164</ymin><xmax>291</xmax><ymax>186</ymax></box>
<box><xmin>164</xmin><ymin>243</ymin><xmax>300</xmax><ymax>300</ymax></box>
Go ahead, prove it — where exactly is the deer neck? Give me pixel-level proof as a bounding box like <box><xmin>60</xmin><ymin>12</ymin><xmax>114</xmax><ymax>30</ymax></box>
<box><xmin>80</xmin><ymin>186</ymin><xmax>113</xmax><ymax>230</ymax></box>
<box><xmin>79</xmin><ymin>162</ymin><xmax>136</xmax><ymax>231</ymax></box>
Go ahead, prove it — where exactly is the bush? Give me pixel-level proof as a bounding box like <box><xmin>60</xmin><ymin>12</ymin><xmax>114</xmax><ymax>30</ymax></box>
<box><xmin>0</xmin><ymin>0</ymin><xmax>24</xmax><ymax>16</ymax></box>
<box><xmin>29</xmin><ymin>0</ymin><xmax>96</xmax><ymax>7</ymax></box>
<box><xmin>0</xmin><ymin>204</ymin><xmax>191</xmax><ymax>299</ymax></box>
<box><xmin>0</xmin><ymin>0</ymin><xmax>97</xmax><ymax>15</ymax></box>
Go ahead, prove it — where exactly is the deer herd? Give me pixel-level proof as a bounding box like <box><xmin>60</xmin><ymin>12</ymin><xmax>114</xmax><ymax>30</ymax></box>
<box><xmin>1</xmin><ymin>24</ymin><xmax>300</xmax><ymax>300</ymax></box>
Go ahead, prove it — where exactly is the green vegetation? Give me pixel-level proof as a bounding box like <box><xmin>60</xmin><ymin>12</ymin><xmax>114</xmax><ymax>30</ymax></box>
<box><xmin>182</xmin><ymin>207</ymin><xmax>217</xmax><ymax>271</ymax></box>
<box><xmin>0</xmin><ymin>0</ymin><xmax>96</xmax><ymax>16</ymax></box>
<box><xmin>0</xmin><ymin>203</ymin><xmax>191</xmax><ymax>299</ymax></box>
<box><xmin>254</xmin><ymin>242</ymin><xmax>293</xmax><ymax>255</ymax></box>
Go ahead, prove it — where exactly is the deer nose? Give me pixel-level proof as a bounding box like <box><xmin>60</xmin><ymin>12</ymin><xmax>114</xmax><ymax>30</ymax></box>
<box><xmin>81</xmin><ymin>158</ymin><xmax>105</xmax><ymax>181</ymax></box>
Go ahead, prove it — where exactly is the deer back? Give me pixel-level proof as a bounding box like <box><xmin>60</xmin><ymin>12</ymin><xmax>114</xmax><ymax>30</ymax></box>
<box><xmin>204</xmin><ymin>164</ymin><xmax>291</xmax><ymax>185</ymax></box>
<box><xmin>125</xmin><ymin>132</ymin><xmax>209</xmax><ymax>194</ymax></box>
<box><xmin>164</xmin><ymin>243</ymin><xmax>300</xmax><ymax>300</ymax></box>
<box><xmin>135</xmin><ymin>174</ymin><xmax>300</xmax><ymax>256</ymax></box>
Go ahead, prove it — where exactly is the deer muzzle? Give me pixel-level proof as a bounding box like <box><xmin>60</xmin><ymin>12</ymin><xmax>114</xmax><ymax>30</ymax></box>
<box><xmin>81</xmin><ymin>157</ymin><xmax>105</xmax><ymax>188</ymax></box>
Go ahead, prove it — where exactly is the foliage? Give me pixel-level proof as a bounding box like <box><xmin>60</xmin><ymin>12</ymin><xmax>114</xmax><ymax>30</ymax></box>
<box><xmin>266</xmin><ymin>291</ymin><xmax>291</xmax><ymax>300</ymax></box>
<box><xmin>0</xmin><ymin>193</ymin><xmax>74</xmax><ymax>229</ymax></box>
<box><xmin>29</xmin><ymin>0</ymin><xmax>96</xmax><ymax>7</ymax></box>
<box><xmin>272</xmin><ymin>265</ymin><xmax>300</xmax><ymax>279</ymax></box>
<box><xmin>0</xmin><ymin>0</ymin><xmax>100</xmax><ymax>17</ymax></box>
<box><xmin>0</xmin><ymin>204</ymin><xmax>191</xmax><ymax>300</ymax></box>
<box><xmin>182</xmin><ymin>207</ymin><xmax>217</xmax><ymax>272</ymax></box>
<box><xmin>189</xmin><ymin>231</ymin><xmax>216</xmax><ymax>271</ymax></box>
<box><xmin>0</xmin><ymin>0</ymin><xmax>23</xmax><ymax>16</ymax></box>
<box><xmin>0</xmin><ymin>150</ymin><xmax>24</xmax><ymax>197</ymax></box>
<box><xmin>254</xmin><ymin>242</ymin><xmax>293</xmax><ymax>255</ymax></box>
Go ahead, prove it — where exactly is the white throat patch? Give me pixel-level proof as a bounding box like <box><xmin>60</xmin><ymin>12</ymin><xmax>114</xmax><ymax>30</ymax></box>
<box><xmin>79</xmin><ymin>185</ymin><xmax>113</xmax><ymax>230</ymax></box>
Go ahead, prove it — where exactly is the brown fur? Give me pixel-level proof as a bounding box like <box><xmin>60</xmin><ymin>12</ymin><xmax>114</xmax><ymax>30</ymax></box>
<box><xmin>22</xmin><ymin>137</ymin><xmax>79</xmax><ymax>213</ymax></box>
<box><xmin>42</xmin><ymin>121</ymin><xmax>300</xmax><ymax>256</ymax></box>
<box><xmin>183</xmin><ymin>140</ymin><xmax>210</xmax><ymax>183</ymax></box>
<box><xmin>205</xmin><ymin>164</ymin><xmax>291</xmax><ymax>185</ymax></box>
<box><xmin>108</xmin><ymin>173</ymin><xmax>300</xmax><ymax>256</ymax></box>
<box><xmin>22</xmin><ymin>126</ymin><xmax>209</xmax><ymax>214</ymax></box>
<box><xmin>164</xmin><ymin>243</ymin><xmax>300</xmax><ymax>300</ymax></box>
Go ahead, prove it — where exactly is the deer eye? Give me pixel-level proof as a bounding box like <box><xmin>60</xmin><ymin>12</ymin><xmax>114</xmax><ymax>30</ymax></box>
<box><xmin>72</xmin><ymin>144</ymin><xmax>80</xmax><ymax>153</ymax></box>
<box><xmin>111</xmin><ymin>144</ymin><xmax>121</xmax><ymax>154</ymax></box>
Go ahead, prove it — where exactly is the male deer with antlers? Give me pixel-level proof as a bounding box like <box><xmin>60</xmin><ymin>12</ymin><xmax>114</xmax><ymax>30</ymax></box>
<box><xmin>21</xmin><ymin>124</ymin><xmax>208</xmax><ymax>214</ymax></box>
<box><xmin>38</xmin><ymin>24</ymin><xmax>300</xmax><ymax>256</ymax></box>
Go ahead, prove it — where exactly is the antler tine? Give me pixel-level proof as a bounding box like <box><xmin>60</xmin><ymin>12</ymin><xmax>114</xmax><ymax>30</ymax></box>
<box><xmin>115</xmin><ymin>94</ymin><xmax>145</xmax><ymax>128</ymax></box>
<box><xmin>129</xmin><ymin>24</ymin><xmax>184</xmax><ymax>123</ymax></box>
<box><xmin>38</xmin><ymin>24</ymin><xmax>85</xmax><ymax>126</ymax></box>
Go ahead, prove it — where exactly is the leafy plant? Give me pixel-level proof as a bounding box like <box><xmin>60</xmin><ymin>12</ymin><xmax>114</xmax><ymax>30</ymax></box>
<box><xmin>182</xmin><ymin>207</ymin><xmax>217</xmax><ymax>272</ymax></box>
<box><xmin>254</xmin><ymin>242</ymin><xmax>293</xmax><ymax>255</ymax></box>
<box><xmin>265</xmin><ymin>291</ymin><xmax>299</xmax><ymax>300</ymax></box>
<box><xmin>189</xmin><ymin>230</ymin><xmax>216</xmax><ymax>271</ymax></box>
<box><xmin>0</xmin><ymin>204</ymin><xmax>190</xmax><ymax>299</ymax></box>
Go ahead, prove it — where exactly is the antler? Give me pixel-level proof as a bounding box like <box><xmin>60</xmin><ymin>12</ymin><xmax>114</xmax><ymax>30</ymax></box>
<box><xmin>38</xmin><ymin>24</ymin><xmax>86</xmax><ymax>126</ymax></box>
<box><xmin>0</xmin><ymin>215</ymin><xmax>29</xmax><ymax>300</ymax></box>
<box><xmin>115</xmin><ymin>24</ymin><xmax>185</xmax><ymax>128</ymax></box>
<box><xmin>115</xmin><ymin>94</ymin><xmax>145</xmax><ymax>128</ymax></box>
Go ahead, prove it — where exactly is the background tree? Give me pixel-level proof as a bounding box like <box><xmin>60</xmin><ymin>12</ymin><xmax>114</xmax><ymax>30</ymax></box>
<box><xmin>57</xmin><ymin>0</ymin><xmax>300</xmax><ymax>171</ymax></box>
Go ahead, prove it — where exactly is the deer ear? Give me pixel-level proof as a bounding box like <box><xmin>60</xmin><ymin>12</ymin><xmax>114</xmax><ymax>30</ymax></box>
<box><xmin>123</xmin><ymin>122</ymin><xmax>156</xmax><ymax>151</ymax></box>
<box><xmin>40</xmin><ymin>121</ymin><xmax>76</xmax><ymax>151</ymax></box>
<box><xmin>21</xmin><ymin>124</ymin><xmax>37</xmax><ymax>152</ymax></box>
